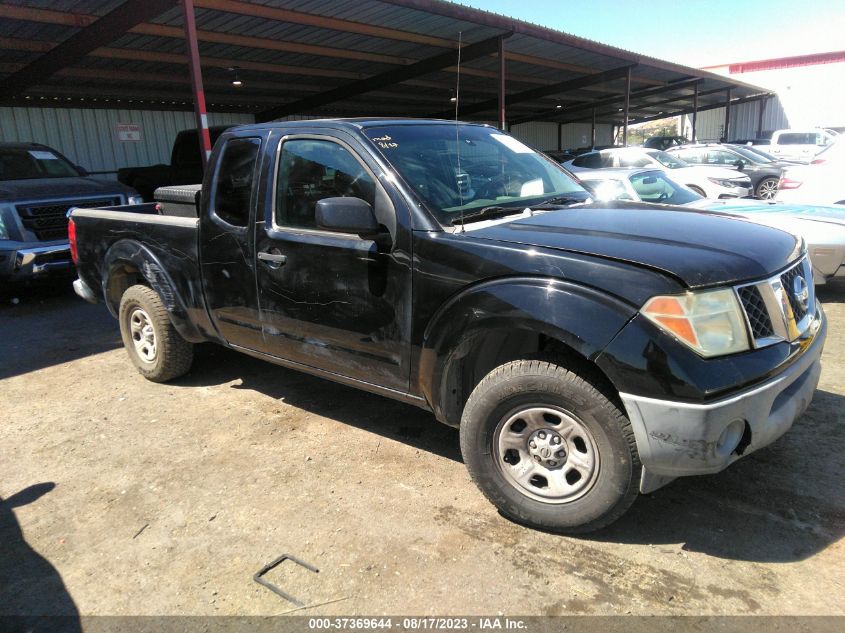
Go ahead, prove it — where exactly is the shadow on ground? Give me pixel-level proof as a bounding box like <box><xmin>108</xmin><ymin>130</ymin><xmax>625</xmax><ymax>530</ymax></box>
<box><xmin>0</xmin><ymin>483</ymin><xmax>81</xmax><ymax>632</ymax></box>
<box><xmin>175</xmin><ymin>343</ymin><xmax>462</xmax><ymax>463</ymax></box>
<box><xmin>0</xmin><ymin>279</ymin><xmax>121</xmax><ymax>380</ymax></box>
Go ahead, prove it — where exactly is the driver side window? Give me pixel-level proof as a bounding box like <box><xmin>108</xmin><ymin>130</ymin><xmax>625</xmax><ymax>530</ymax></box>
<box><xmin>275</xmin><ymin>139</ymin><xmax>375</xmax><ymax>229</ymax></box>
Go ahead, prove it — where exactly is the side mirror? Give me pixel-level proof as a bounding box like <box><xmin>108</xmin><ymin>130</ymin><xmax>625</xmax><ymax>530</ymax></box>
<box><xmin>734</xmin><ymin>159</ymin><xmax>745</xmax><ymax>170</ymax></box>
<box><xmin>315</xmin><ymin>197</ymin><xmax>379</xmax><ymax>236</ymax></box>
<box><xmin>76</xmin><ymin>165</ymin><xmax>89</xmax><ymax>176</ymax></box>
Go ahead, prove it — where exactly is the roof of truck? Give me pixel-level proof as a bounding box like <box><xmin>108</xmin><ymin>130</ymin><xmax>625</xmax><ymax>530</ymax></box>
<box><xmin>235</xmin><ymin>118</ymin><xmax>495</xmax><ymax>132</ymax></box>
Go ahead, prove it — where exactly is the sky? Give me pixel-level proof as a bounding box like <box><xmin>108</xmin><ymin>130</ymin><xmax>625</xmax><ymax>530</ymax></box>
<box><xmin>458</xmin><ymin>0</ymin><xmax>845</xmax><ymax>67</ymax></box>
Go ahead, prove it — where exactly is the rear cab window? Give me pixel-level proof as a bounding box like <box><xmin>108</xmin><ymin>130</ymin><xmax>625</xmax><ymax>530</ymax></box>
<box><xmin>211</xmin><ymin>137</ymin><xmax>261</xmax><ymax>227</ymax></box>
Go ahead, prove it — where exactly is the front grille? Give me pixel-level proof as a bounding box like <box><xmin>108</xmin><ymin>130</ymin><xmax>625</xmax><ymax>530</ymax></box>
<box><xmin>16</xmin><ymin>197</ymin><xmax>119</xmax><ymax>241</ymax></box>
<box><xmin>735</xmin><ymin>256</ymin><xmax>816</xmax><ymax>348</ymax></box>
<box><xmin>781</xmin><ymin>264</ymin><xmax>809</xmax><ymax>321</ymax></box>
<box><xmin>738</xmin><ymin>285</ymin><xmax>774</xmax><ymax>338</ymax></box>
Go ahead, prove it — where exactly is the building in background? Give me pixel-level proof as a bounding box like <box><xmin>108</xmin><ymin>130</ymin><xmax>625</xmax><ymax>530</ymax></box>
<box><xmin>682</xmin><ymin>51</ymin><xmax>845</xmax><ymax>141</ymax></box>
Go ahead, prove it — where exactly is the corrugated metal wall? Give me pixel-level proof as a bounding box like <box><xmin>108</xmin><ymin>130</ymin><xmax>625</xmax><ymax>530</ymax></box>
<box><xmin>510</xmin><ymin>121</ymin><xmax>614</xmax><ymax>151</ymax></box>
<box><xmin>681</xmin><ymin>97</ymin><xmax>789</xmax><ymax>141</ymax></box>
<box><xmin>0</xmin><ymin>107</ymin><xmax>254</xmax><ymax>177</ymax></box>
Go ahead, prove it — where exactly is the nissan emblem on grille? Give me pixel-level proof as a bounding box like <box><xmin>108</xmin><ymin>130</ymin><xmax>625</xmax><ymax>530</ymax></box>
<box><xmin>793</xmin><ymin>274</ymin><xmax>810</xmax><ymax>312</ymax></box>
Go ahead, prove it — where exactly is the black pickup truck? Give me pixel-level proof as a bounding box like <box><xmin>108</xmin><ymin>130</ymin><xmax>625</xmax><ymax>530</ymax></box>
<box><xmin>70</xmin><ymin>119</ymin><xmax>826</xmax><ymax>533</ymax></box>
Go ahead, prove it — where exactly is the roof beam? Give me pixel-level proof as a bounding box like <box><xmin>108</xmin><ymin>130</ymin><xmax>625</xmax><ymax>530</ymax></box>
<box><xmin>0</xmin><ymin>0</ymin><xmax>177</xmax><ymax>100</ymax></box>
<box><xmin>628</xmin><ymin>94</ymin><xmax>771</xmax><ymax>125</ymax></box>
<box><xmin>431</xmin><ymin>65</ymin><xmax>635</xmax><ymax>119</ymax></box>
<box><xmin>509</xmin><ymin>77</ymin><xmax>704</xmax><ymax>124</ymax></box>
<box><xmin>256</xmin><ymin>33</ymin><xmax>511</xmax><ymax>122</ymax></box>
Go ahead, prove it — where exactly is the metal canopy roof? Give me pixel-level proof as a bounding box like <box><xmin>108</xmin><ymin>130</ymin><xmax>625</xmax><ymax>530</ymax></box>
<box><xmin>0</xmin><ymin>0</ymin><xmax>771</xmax><ymax>125</ymax></box>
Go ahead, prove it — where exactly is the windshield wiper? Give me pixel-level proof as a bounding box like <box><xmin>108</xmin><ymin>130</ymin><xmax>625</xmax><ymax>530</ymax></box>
<box><xmin>533</xmin><ymin>194</ymin><xmax>590</xmax><ymax>207</ymax></box>
<box><xmin>451</xmin><ymin>206</ymin><xmax>527</xmax><ymax>226</ymax></box>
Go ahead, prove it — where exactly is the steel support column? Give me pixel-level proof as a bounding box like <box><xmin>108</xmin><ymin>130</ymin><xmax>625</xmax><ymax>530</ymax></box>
<box><xmin>622</xmin><ymin>66</ymin><xmax>631</xmax><ymax>146</ymax></box>
<box><xmin>497</xmin><ymin>35</ymin><xmax>506</xmax><ymax>130</ymax></box>
<box><xmin>557</xmin><ymin>122</ymin><xmax>563</xmax><ymax>151</ymax></box>
<box><xmin>691</xmin><ymin>82</ymin><xmax>698</xmax><ymax>141</ymax></box>
<box><xmin>757</xmin><ymin>95</ymin><xmax>768</xmax><ymax>138</ymax></box>
<box><xmin>591</xmin><ymin>107</ymin><xmax>596</xmax><ymax>148</ymax></box>
<box><xmin>181</xmin><ymin>0</ymin><xmax>212</xmax><ymax>170</ymax></box>
<box><xmin>723</xmin><ymin>87</ymin><xmax>732</xmax><ymax>142</ymax></box>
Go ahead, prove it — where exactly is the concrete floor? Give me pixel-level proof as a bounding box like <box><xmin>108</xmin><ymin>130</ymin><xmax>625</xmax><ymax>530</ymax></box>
<box><xmin>1</xmin><ymin>280</ymin><xmax>844</xmax><ymax>617</ymax></box>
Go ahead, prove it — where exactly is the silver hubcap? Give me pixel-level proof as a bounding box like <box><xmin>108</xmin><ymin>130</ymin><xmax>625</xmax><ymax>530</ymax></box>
<box><xmin>494</xmin><ymin>406</ymin><xmax>600</xmax><ymax>504</ymax></box>
<box><xmin>129</xmin><ymin>307</ymin><xmax>156</xmax><ymax>363</ymax></box>
<box><xmin>759</xmin><ymin>179</ymin><xmax>778</xmax><ymax>199</ymax></box>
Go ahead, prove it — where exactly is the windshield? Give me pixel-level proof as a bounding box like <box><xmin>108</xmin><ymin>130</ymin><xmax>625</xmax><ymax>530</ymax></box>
<box><xmin>0</xmin><ymin>148</ymin><xmax>80</xmax><ymax>181</ymax></box>
<box><xmin>730</xmin><ymin>145</ymin><xmax>771</xmax><ymax>164</ymax></box>
<box><xmin>646</xmin><ymin>150</ymin><xmax>689</xmax><ymax>169</ymax></box>
<box><xmin>364</xmin><ymin>124</ymin><xmax>587</xmax><ymax>225</ymax></box>
<box><xmin>628</xmin><ymin>170</ymin><xmax>701</xmax><ymax>205</ymax></box>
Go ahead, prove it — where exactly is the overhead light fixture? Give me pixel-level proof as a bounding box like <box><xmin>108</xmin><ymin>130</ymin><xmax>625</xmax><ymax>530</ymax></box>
<box><xmin>555</xmin><ymin>103</ymin><xmax>563</xmax><ymax>109</ymax></box>
<box><xmin>229</xmin><ymin>66</ymin><xmax>243</xmax><ymax>87</ymax></box>
<box><xmin>449</xmin><ymin>89</ymin><xmax>457</xmax><ymax>103</ymax></box>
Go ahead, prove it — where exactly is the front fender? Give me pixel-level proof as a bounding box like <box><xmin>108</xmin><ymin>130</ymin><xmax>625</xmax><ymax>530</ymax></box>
<box><xmin>418</xmin><ymin>276</ymin><xmax>638</xmax><ymax>422</ymax></box>
<box><xmin>102</xmin><ymin>239</ymin><xmax>205</xmax><ymax>343</ymax></box>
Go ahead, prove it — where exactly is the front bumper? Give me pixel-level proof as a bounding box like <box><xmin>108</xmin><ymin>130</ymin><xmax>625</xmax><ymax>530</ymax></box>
<box><xmin>0</xmin><ymin>242</ymin><xmax>72</xmax><ymax>281</ymax></box>
<box><xmin>621</xmin><ymin>308</ymin><xmax>826</xmax><ymax>493</ymax></box>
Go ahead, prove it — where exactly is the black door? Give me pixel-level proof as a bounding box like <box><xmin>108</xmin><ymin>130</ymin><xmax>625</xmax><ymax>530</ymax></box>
<box><xmin>254</xmin><ymin>134</ymin><xmax>411</xmax><ymax>392</ymax></box>
<box><xmin>199</xmin><ymin>135</ymin><xmax>265</xmax><ymax>350</ymax></box>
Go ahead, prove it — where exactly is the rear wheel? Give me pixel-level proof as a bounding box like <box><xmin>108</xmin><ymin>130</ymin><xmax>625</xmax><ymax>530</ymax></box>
<box><xmin>755</xmin><ymin>177</ymin><xmax>779</xmax><ymax>200</ymax></box>
<box><xmin>460</xmin><ymin>358</ymin><xmax>640</xmax><ymax>533</ymax></box>
<box><xmin>119</xmin><ymin>284</ymin><xmax>193</xmax><ymax>382</ymax></box>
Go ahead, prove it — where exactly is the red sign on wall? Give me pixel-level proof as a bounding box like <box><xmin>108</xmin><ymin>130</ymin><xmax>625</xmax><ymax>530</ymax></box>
<box><xmin>116</xmin><ymin>123</ymin><xmax>142</xmax><ymax>141</ymax></box>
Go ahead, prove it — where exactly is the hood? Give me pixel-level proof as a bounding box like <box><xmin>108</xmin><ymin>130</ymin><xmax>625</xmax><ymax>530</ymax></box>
<box><xmin>0</xmin><ymin>177</ymin><xmax>133</xmax><ymax>202</ymax></box>
<box><xmin>464</xmin><ymin>202</ymin><xmax>802</xmax><ymax>288</ymax></box>
<box><xmin>691</xmin><ymin>199</ymin><xmax>845</xmax><ymax>226</ymax></box>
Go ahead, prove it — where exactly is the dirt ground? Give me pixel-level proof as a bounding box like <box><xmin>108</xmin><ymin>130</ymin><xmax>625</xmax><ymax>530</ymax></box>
<box><xmin>1</xmin><ymin>279</ymin><xmax>844</xmax><ymax>617</ymax></box>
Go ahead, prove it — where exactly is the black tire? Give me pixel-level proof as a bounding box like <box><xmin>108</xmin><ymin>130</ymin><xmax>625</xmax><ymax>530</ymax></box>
<box><xmin>687</xmin><ymin>185</ymin><xmax>706</xmax><ymax>197</ymax></box>
<box><xmin>118</xmin><ymin>284</ymin><xmax>193</xmax><ymax>382</ymax></box>
<box><xmin>460</xmin><ymin>357</ymin><xmax>640</xmax><ymax>533</ymax></box>
<box><xmin>755</xmin><ymin>177</ymin><xmax>779</xmax><ymax>200</ymax></box>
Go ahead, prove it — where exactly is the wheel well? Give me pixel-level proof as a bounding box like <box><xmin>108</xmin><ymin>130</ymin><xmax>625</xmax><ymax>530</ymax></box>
<box><xmin>105</xmin><ymin>263</ymin><xmax>148</xmax><ymax>313</ymax></box>
<box><xmin>438</xmin><ymin>328</ymin><xmax>622</xmax><ymax>427</ymax></box>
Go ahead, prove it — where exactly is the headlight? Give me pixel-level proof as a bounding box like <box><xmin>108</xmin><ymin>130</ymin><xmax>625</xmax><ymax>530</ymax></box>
<box><xmin>127</xmin><ymin>195</ymin><xmax>144</xmax><ymax>205</ymax></box>
<box><xmin>708</xmin><ymin>177</ymin><xmax>748</xmax><ymax>188</ymax></box>
<box><xmin>641</xmin><ymin>288</ymin><xmax>750</xmax><ymax>357</ymax></box>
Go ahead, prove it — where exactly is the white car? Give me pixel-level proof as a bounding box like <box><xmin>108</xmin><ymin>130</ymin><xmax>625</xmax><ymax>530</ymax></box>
<box><xmin>776</xmin><ymin>138</ymin><xmax>845</xmax><ymax>207</ymax></box>
<box><xmin>766</xmin><ymin>128</ymin><xmax>837</xmax><ymax>163</ymax></box>
<box><xmin>576</xmin><ymin>168</ymin><xmax>845</xmax><ymax>284</ymax></box>
<box><xmin>563</xmin><ymin>147</ymin><xmax>752</xmax><ymax>198</ymax></box>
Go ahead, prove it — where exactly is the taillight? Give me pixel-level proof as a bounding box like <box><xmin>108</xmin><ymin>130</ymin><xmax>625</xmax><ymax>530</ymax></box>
<box><xmin>68</xmin><ymin>217</ymin><xmax>79</xmax><ymax>264</ymax></box>
<box><xmin>778</xmin><ymin>177</ymin><xmax>803</xmax><ymax>190</ymax></box>
<box><xmin>811</xmin><ymin>158</ymin><xmax>827</xmax><ymax>165</ymax></box>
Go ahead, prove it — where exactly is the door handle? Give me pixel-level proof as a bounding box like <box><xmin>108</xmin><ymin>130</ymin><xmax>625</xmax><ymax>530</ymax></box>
<box><xmin>258</xmin><ymin>250</ymin><xmax>287</xmax><ymax>266</ymax></box>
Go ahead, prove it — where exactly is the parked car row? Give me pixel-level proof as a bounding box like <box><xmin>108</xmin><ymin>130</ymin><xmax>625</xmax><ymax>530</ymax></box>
<box><xmin>562</xmin><ymin>147</ymin><xmax>753</xmax><ymax>198</ymax></box>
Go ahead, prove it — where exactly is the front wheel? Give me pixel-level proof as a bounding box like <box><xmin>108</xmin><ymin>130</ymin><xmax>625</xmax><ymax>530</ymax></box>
<box><xmin>755</xmin><ymin>177</ymin><xmax>779</xmax><ymax>200</ymax></box>
<box><xmin>460</xmin><ymin>358</ymin><xmax>641</xmax><ymax>533</ymax></box>
<box><xmin>119</xmin><ymin>284</ymin><xmax>193</xmax><ymax>382</ymax></box>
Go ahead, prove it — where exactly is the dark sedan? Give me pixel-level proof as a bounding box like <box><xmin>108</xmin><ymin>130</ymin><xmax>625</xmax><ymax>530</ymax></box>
<box><xmin>667</xmin><ymin>143</ymin><xmax>792</xmax><ymax>199</ymax></box>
